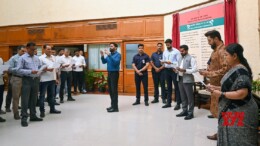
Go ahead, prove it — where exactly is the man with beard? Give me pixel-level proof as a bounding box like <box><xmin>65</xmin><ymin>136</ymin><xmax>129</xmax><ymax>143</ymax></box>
<box><xmin>150</xmin><ymin>43</ymin><xmax>166</xmax><ymax>104</ymax></box>
<box><xmin>101</xmin><ymin>43</ymin><xmax>121</xmax><ymax>112</ymax></box>
<box><xmin>199</xmin><ymin>30</ymin><xmax>229</xmax><ymax>140</ymax></box>
<box><xmin>161</xmin><ymin>39</ymin><xmax>181</xmax><ymax>110</ymax></box>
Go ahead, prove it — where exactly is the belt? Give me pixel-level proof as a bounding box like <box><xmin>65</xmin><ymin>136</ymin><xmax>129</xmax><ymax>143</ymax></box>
<box><xmin>165</xmin><ymin>68</ymin><xmax>173</xmax><ymax>70</ymax></box>
<box><xmin>13</xmin><ymin>75</ymin><xmax>23</xmax><ymax>78</ymax></box>
<box><xmin>23</xmin><ymin>76</ymin><xmax>39</xmax><ymax>80</ymax></box>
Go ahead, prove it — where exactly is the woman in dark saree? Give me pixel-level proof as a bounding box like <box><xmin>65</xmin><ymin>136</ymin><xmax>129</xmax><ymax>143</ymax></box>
<box><xmin>207</xmin><ymin>43</ymin><xmax>258</xmax><ymax>146</ymax></box>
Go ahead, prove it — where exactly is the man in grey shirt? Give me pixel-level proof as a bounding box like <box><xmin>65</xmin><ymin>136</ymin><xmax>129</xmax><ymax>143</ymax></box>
<box><xmin>17</xmin><ymin>42</ymin><xmax>46</xmax><ymax>127</ymax></box>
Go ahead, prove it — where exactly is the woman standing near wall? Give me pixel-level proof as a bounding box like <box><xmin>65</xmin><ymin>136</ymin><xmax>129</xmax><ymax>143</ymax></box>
<box><xmin>207</xmin><ymin>43</ymin><xmax>258</xmax><ymax>146</ymax></box>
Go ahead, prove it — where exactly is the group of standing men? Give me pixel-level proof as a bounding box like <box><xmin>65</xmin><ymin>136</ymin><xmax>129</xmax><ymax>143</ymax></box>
<box><xmin>102</xmin><ymin>30</ymin><xmax>227</xmax><ymax>141</ymax></box>
<box><xmin>0</xmin><ymin>42</ymin><xmax>88</xmax><ymax>127</ymax></box>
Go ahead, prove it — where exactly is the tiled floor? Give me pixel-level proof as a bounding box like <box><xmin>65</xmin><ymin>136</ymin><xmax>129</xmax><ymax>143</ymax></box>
<box><xmin>0</xmin><ymin>94</ymin><xmax>217</xmax><ymax>146</ymax></box>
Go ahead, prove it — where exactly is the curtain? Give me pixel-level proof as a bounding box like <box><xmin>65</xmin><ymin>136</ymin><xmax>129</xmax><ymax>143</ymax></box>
<box><xmin>172</xmin><ymin>13</ymin><xmax>180</xmax><ymax>49</ymax></box>
<box><xmin>224</xmin><ymin>0</ymin><xmax>238</xmax><ymax>44</ymax></box>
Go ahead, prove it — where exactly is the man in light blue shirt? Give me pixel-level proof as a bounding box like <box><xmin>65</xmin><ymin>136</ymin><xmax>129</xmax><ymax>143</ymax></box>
<box><xmin>161</xmin><ymin>39</ymin><xmax>182</xmax><ymax>110</ymax></box>
<box><xmin>7</xmin><ymin>45</ymin><xmax>26</xmax><ymax>120</ymax></box>
<box><xmin>17</xmin><ymin>42</ymin><xmax>46</xmax><ymax>127</ymax></box>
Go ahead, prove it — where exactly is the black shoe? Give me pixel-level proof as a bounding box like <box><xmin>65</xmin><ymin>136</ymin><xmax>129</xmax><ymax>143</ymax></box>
<box><xmin>18</xmin><ymin>106</ymin><xmax>21</xmax><ymax>109</ymax></box>
<box><xmin>0</xmin><ymin>117</ymin><xmax>6</xmax><ymax>122</ymax></box>
<box><xmin>176</xmin><ymin>111</ymin><xmax>188</xmax><ymax>117</ymax></box>
<box><xmin>50</xmin><ymin>110</ymin><xmax>61</xmax><ymax>114</ymax></box>
<box><xmin>184</xmin><ymin>114</ymin><xmax>194</xmax><ymax>120</ymax></box>
<box><xmin>107</xmin><ymin>108</ymin><xmax>119</xmax><ymax>113</ymax></box>
<box><xmin>60</xmin><ymin>100</ymin><xmax>64</xmax><ymax>103</ymax></box>
<box><xmin>151</xmin><ymin>99</ymin><xmax>159</xmax><ymax>104</ymax></box>
<box><xmin>14</xmin><ymin>113</ymin><xmax>21</xmax><ymax>120</ymax></box>
<box><xmin>106</xmin><ymin>107</ymin><xmax>113</xmax><ymax>111</ymax></box>
<box><xmin>40</xmin><ymin>112</ymin><xmax>45</xmax><ymax>118</ymax></box>
<box><xmin>208</xmin><ymin>115</ymin><xmax>214</xmax><ymax>118</ymax></box>
<box><xmin>162</xmin><ymin>99</ymin><xmax>167</xmax><ymax>104</ymax></box>
<box><xmin>162</xmin><ymin>104</ymin><xmax>171</xmax><ymax>108</ymax></box>
<box><xmin>145</xmin><ymin>102</ymin><xmax>149</xmax><ymax>106</ymax></box>
<box><xmin>132</xmin><ymin>101</ymin><xmax>140</xmax><ymax>106</ymax></box>
<box><xmin>21</xmin><ymin>121</ymin><xmax>28</xmax><ymax>127</ymax></box>
<box><xmin>54</xmin><ymin>102</ymin><xmax>60</xmax><ymax>106</ymax></box>
<box><xmin>174</xmin><ymin>104</ymin><xmax>181</xmax><ymax>110</ymax></box>
<box><xmin>67</xmin><ymin>98</ymin><xmax>76</xmax><ymax>101</ymax></box>
<box><xmin>30</xmin><ymin>117</ymin><xmax>43</xmax><ymax>122</ymax></box>
<box><xmin>6</xmin><ymin>108</ymin><xmax>11</xmax><ymax>112</ymax></box>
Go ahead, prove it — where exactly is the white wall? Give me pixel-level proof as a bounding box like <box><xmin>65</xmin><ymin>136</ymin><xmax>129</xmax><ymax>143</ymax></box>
<box><xmin>237</xmin><ymin>0</ymin><xmax>260</xmax><ymax>79</ymax></box>
<box><xmin>0</xmin><ymin>0</ymin><xmax>209</xmax><ymax>26</ymax></box>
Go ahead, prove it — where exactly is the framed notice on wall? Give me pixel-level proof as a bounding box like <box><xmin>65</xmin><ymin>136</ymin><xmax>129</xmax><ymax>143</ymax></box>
<box><xmin>179</xmin><ymin>2</ymin><xmax>225</xmax><ymax>69</ymax></box>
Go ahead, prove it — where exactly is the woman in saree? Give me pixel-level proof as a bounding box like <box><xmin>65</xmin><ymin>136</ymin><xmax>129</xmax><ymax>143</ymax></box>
<box><xmin>207</xmin><ymin>43</ymin><xmax>258</xmax><ymax>146</ymax></box>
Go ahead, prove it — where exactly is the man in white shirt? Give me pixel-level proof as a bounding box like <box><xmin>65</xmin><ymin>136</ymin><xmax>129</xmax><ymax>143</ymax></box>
<box><xmin>55</xmin><ymin>48</ymin><xmax>65</xmax><ymax>98</ymax></box>
<box><xmin>72</xmin><ymin>50</ymin><xmax>86</xmax><ymax>94</ymax></box>
<box><xmin>59</xmin><ymin>48</ymin><xmax>75</xmax><ymax>103</ymax></box>
<box><xmin>176</xmin><ymin>45</ymin><xmax>197</xmax><ymax>120</ymax></box>
<box><xmin>161</xmin><ymin>39</ymin><xmax>182</xmax><ymax>110</ymax></box>
<box><xmin>39</xmin><ymin>44</ymin><xmax>61</xmax><ymax>118</ymax></box>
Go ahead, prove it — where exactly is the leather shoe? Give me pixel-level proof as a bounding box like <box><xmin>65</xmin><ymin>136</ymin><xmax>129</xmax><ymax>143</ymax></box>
<box><xmin>67</xmin><ymin>98</ymin><xmax>76</xmax><ymax>101</ymax></box>
<box><xmin>207</xmin><ymin>133</ymin><xmax>217</xmax><ymax>140</ymax></box>
<box><xmin>208</xmin><ymin>115</ymin><xmax>214</xmax><ymax>118</ymax></box>
<box><xmin>151</xmin><ymin>99</ymin><xmax>159</xmax><ymax>103</ymax></box>
<box><xmin>6</xmin><ymin>108</ymin><xmax>11</xmax><ymax>112</ymax></box>
<box><xmin>176</xmin><ymin>111</ymin><xmax>188</xmax><ymax>117</ymax></box>
<box><xmin>21</xmin><ymin>121</ymin><xmax>28</xmax><ymax>127</ymax></box>
<box><xmin>174</xmin><ymin>104</ymin><xmax>181</xmax><ymax>110</ymax></box>
<box><xmin>145</xmin><ymin>102</ymin><xmax>149</xmax><ymax>106</ymax></box>
<box><xmin>55</xmin><ymin>102</ymin><xmax>60</xmax><ymax>106</ymax></box>
<box><xmin>14</xmin><ymin>113</ymin><xmax>21</xmax><ymax>120</ymax></box>
<box><xmin>40</xmin><ymin>112</ymin><xmax>45</xmax><ymax>118</ymax></box>
<box><xmin>184</xmin><ymin>114</ymin><xmax>194</xmax><ymax>120</ymax></box>
<box><xmin>107</xmin><ymin>108</ymin><xmax>119</xmax><ymax>113</ymax></box>
<box><xmin>162</xmin><ymin>104</ymin><xmax>171</xmax><ymax>108</ymax></box>
<box><xmin>132</xmin><ymin>101</ymin><xmax>140</xmax><ymax>106</ymax></box>
<box><xmin>162</xmin><ymin>99</ymin><xmax>167</xmax><ymax>104</ymax></box>
<box><xmin>60</xmin><ymin>100</ymin><xmax>64</xmax><ymax>103</ymax></box>
<box><xmin>50</xmin><ymin>110</ymin><xmax>61</xmax><ymax>114</ymax></box>
<box><xmin>30</xmin><ymin>117</ymin><xmax>43</xmax><ymax>122</ymax></box>
<box><xmin>106</xmin><ymin>106</ymin><xmax>113</xmax><ymax>111</ymax></box>
<box><xmin>0</xmin><ymin>117</ymin><xmax>6</xmax><ymax>122</ymax></box>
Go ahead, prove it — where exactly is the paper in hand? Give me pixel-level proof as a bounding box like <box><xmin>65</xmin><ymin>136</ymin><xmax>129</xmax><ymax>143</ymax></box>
<box><xmin>0</xmin><ymin>65</ymin><xmax>9</xmax><ymax>74</ymax></box>
<box><xmin>37</xmin><ymin>65</ymin><xmax>48</xmax><ymax>75</ymax></box>
<box><xmin>50</xmin><ymin>62</ymin><xmax>61</xmax><ymax>69</ymax></box>
<box><xmin>192</xmin><ymin>72</ymin><xmax>206</xmax><ymax>86</ymax></box>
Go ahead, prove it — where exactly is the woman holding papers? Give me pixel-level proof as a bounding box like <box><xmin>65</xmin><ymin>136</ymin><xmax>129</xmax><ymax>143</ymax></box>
<box><xmin>207</xmin><ymin>43</ymin><xmax>258</xmax><ymax>146</ymax></box>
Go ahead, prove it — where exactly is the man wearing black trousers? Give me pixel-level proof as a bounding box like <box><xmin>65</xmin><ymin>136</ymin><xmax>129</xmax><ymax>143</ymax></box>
<box><xmin>132</xmin><ymin>44</ymin><xmax>150</xmax><ymax>106</ymax></box>
<box><xmin>150</xmin><ymin>43</ymin><xmax>166</xmax><ymax>104</ymax></box>
<box><xmin>101</xmin><ymin>43</ymin><xmax>121</xmax><ymax>113</ymax></box>
<box><xmin>161</xmin><ymin>39</ymin><xmax>182</xmax><ymax>110</ymax></box>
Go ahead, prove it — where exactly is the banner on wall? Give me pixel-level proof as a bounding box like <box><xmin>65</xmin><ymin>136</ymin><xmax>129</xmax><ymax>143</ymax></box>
<box><xmin>179</xmin><ymin>3</ymin><xmax>224</xmax><ymax>69</ymax></box>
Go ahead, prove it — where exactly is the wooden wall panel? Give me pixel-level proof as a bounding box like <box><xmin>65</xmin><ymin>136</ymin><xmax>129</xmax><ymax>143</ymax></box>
<box><xmin>145</xmin><ymin>17</ymin><xmax>164</xmax><ymax>37</ymax></box>
<box><xmin>0</xmin><ymin>29</ymin><xmax>7</xmax><ymax>43</ymax></box>
<box><xmin>0</xmin><ymin>46</ymin><xmax>10</xmax><ymax>61</ymax></box>
<box><xmin>27</xmin><ymin>27</ymin><xmax>53</xmax><ymax>42</ymax></box>
<box><xmin>7</xmin><ymin>28</ymin><xmax>26</xmax><ymax>43</ymax></box>
<box><xmin>53</xmin><ymin>24</ymin><xmax>84</xmax><ymax>40</ymax></box>
<box><xmin>121</xmin><ymin>19</ymin><xmax>145</xmax><ymax>37</ymax></box>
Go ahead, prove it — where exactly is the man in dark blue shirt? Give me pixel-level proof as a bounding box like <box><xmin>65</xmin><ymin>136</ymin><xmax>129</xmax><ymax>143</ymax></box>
<box><xmin>150</xmin><ymin>43</ymin><xmax>166</xmax><ymax>104</ymax></box>
<box><xmin>101</xmin><ymin>43</ymin><xmax>121</xmax><ymax>113</ymax></box>
<box><xmin>132</xmin><ymin>44</ymin><xmax>150</xmax><ymax>106</ymax></box>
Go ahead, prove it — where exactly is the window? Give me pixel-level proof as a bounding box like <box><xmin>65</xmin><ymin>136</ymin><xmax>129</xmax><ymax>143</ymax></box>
<box><xmin>88</xmin><ymin>44</ymin><xmax>121</xmax><ymax>70</ymax></box>
<box><xmin>126</xmin><ymin>44</ymin><xmax>139</xmax><ymax>69</ymax></box>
